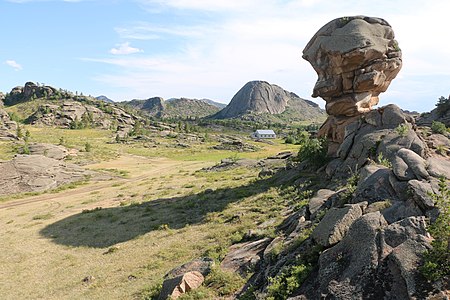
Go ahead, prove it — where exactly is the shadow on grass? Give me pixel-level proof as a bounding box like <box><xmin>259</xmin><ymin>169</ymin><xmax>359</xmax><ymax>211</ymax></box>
<box><xmin>40</xmin><ymin>169</ymin><xmax>304</xmax><ymax>248</ymax></box>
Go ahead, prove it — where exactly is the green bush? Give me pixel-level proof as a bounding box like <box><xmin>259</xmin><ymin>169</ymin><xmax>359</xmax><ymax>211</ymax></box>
<box><xmin>395</xmin><ymin>123</ymin><xmax>409</xmax><ymax>137</ymax></box>
<box><xmin>84</xmin><ymin>142</ymin><xmax>92</xmax><ymax>152</ymax></box>
<box><xmin>267</xmin><ymin>264</ymin><xmax>312</xmax><ymax>300</ymax></box>
<box><xmin>431</xmin><ymin>121</ymin><xmax>447</xmax><ymax>134</ymax></box>
<box><xmin>420</xmin><ymin>177</ymin><xmax>450</xmax><ymax>281</ymax></box>
<box><xmin>297</xmin><ymin>138</ymin><xmax>328</xmax><ymax>168</ymax></box>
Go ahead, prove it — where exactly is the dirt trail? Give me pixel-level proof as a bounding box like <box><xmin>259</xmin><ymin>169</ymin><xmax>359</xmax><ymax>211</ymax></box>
<box><xmin>0</xmin><ymin>157</ymin><xmax>208</xmax><ymax>210</ymax></box>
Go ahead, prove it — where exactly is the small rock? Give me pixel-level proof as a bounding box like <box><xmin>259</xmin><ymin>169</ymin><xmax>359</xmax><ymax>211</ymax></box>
<box><xmin>82</xmin><ymin>275</ymin><xmax>95</xmax><ymax>284</ymax></box>
<box><xmin>158</xmin><ymin>271</ymin><xmax>204</xmax><ymax>300</ymax></box>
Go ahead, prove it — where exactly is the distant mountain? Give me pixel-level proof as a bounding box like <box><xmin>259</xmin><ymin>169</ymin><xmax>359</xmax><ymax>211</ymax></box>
<box><xmin>211</xmin><ymin>80</ymin><xmax>326</xmax><ymax>123</ymax></box>
<box><xmin>123</xmin><ymin>97</ymin><xmax>221</xmax><ymax>119</ymax></box>
<box><xmin>167</xmin><ymin>98</ymin><xmax>226</xmax><ymax>109</ymax></box>
<box><xmin>96</xmin><ymin>95</ymin><xmax>114</xmax><ymax>103</ymax></box>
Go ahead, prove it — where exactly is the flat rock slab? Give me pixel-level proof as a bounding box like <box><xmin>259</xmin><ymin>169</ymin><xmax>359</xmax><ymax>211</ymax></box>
<box><xmin>0</xmin><ymin>154</ymin><xmax>88</xmax><ymax>196</ymax></box>
<box><xmin>164</xmin><ymin>258</ymin><xmax>214</xmax><ymax>279</ymax></box>
<box><xmin>221</xmin><ymin>238</ymin><xmax>271</xmax><ymax>275</ymax></box>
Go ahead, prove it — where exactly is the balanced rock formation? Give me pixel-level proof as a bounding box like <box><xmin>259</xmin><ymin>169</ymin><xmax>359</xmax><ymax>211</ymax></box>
<box><xmin>303</xmin><ymin>16</ymin><xmax>402</xmax><ymax>155</ymax></box>
<box><xmin>212</xmin><ymin>81</ymin><xmax>325</xmax><ymax>121</ymax></box>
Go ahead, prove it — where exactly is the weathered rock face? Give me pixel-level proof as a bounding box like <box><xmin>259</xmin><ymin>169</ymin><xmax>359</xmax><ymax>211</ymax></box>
<box><xmin>27</xmin><ymin>101</ymin><xmax>136</xmax><ymax>134</ymax></box>
<box><xmin>0</xmin><ymin>155</ymin><xmax>90</xmax><ymax>196</ymax></box>
<box><xmin>213</xmin><ymin>81</ymin><xmax>325</xmax><ymax>121</ymax></box>
<box><xmin>303</xmin><ymin>16</ymin><xmax>402</xmax><ymax>154</ymax></box>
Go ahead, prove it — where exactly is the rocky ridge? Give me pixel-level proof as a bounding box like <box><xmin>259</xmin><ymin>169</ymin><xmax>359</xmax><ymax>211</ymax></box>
<box><xmin>123</xmin><ymin>97</ymin><xmax>222</xmax><ymax>119</ymax></box>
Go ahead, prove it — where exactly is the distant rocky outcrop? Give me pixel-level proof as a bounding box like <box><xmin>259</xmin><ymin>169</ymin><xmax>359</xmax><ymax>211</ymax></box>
<box><xmin>4</xmin><ymin>82</ymin><xmax>58</xmax><ymax>105</ymax></box>
<box><xmin>123</xmin><ymin>97</ymin><xmax>221</xmax><ymax>119</ymax></box>
<box><xmin>303</xmin><ymin>16</ymin><xmax>403</xmax><ymax>155</ymax></box>
<box><xmin>26</xmin><ymin>101</ymin><xmax>136</xmax><ymax>132</ymax></box>
<box><xmin>417</xmin><ymin>95</ymin><xmax>450</xmax><ymax>127</ymax></box>
<box><xmin>212</xmin><ymin>81</ymin><xmax>326</xmax><ymax>122</ymax></box>
<box><xmin>95</xmin><ymin>95</ymin><xmax>114</xmax><ymax>103</ymax></box>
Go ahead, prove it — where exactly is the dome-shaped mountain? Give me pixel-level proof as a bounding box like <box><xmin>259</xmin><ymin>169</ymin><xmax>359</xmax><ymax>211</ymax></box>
<box><xmin>212</xmin><ymin>81</ymin><xmax>325</xmax><ymax>122</ymax></box>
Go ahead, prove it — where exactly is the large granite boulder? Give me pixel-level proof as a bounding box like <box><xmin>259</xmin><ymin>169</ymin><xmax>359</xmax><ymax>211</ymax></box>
<box><xmin>303</xmin><ymin>16</ymin><xmax>402</xmax><ymax>155</ymax></box>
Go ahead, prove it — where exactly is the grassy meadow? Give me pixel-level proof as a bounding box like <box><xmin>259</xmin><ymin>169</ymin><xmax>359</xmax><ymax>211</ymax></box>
<box><xmin>0</xmin><ymin>125</ymin><xmax>304</xmax><ymax>299</ymax></box>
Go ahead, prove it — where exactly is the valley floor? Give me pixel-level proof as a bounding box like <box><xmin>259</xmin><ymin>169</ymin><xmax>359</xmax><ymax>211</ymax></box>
<box><xmin>0</xmin><ymin>138</ymin><xmax>297</xmax><ymax>299</ymax></box>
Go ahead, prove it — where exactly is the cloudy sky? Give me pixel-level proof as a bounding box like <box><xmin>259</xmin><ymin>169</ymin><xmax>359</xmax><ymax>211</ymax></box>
<box><xmin>1</xmin><ymin>0</ymin><xmax>449</xmax><ymax>112</ymax></box>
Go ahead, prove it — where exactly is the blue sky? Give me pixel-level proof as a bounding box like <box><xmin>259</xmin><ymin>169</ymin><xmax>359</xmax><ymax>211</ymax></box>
<box><xmin>1</xmin><ymin>0</ymin><xmax>449</xmax><ymax>112</ymax></box>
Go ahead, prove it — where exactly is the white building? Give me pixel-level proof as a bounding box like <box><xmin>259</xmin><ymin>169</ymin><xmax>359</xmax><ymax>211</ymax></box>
<box><xmin>251</xmin><ymin>129</ymin><xmax>276</xmax><ymax>139</ymax></box>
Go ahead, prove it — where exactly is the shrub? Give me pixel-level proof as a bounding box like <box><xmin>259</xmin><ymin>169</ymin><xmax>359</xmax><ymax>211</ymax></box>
<box><xmin>84</xmin><ymin>142</ymin><xmax>92</xmax><ymax>152</ymax></box>
<box><xmin>377</xmin><ymin>152</ymin><xmax>392</xmax><ymax>168</ymax></box>
<box><xmin>431</xmin><ymin>121</ymin><xmax>447</xmax><ymax>135</ymax></box>
<box><xmin>267</xmin><ymin>264</ymin><xmax>312</xmax><ymax>300</ymax></box>
<box><xmin>22</xmin><ymin>142</ymin><xmax>30</xmax><ymax>155</ymax></box>
<box><xmin>395</xmin><ymin>123</ymin><xmax>409</xmax><ymax>137</ymax></box>
<box><xmin>297</xmin><ymin>138</ymin><xmax>328</xmax><ymax>168</ymax></box>
<box><xmin>421</xmin><ymin>178</ymin><xmax>449</xmax><ymax>279</ymax></box>
<box><xmin>420</xmin><ymin>177</ymin><xmax>450</xmax><ymax>281</ymax></box>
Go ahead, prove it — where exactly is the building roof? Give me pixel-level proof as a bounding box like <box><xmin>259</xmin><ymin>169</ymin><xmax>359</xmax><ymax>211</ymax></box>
<box><xmin>255</xmin><ymin>130</ymin><xmax>276</xmax><ymax>135</ymax></box>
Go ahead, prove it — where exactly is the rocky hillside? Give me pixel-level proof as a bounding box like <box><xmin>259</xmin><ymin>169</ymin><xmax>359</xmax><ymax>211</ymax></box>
<box><xmin>123</xmin><ymin>97</ymin><xmax>222</xmax><ymax>119</ymax></box>
<box><xmin>2</xmin><ymin>82</ymin><xmax>142</xmax><ymax>136</ymax></box>
<box><xmin>211</xmin><ymin>81</ymin><xmax>326</xmax><ymax>123</ymax></box>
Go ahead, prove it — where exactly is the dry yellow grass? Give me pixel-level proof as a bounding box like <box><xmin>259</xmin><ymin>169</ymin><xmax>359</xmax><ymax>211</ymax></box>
<box><xmin>0</xmin><ymin>148</ymin><xmax>297</xmax><ymax>299</ymax></box>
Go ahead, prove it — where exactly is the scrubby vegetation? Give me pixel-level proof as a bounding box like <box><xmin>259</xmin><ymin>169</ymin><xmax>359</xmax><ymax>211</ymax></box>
<box><xmin>420</xmin><ymin>177</ymin><xmax>450</xmax><ymax>281</ymax></box>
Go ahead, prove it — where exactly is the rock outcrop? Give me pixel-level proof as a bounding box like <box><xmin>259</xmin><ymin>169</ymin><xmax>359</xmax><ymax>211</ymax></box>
<box><xmin>0</xmin><ymin>155</ymin><xmax>91</xmax><ymax>196</ymax></box>
<box><xmin>0</xmin><ymin>99</ymin><xmax>18</xmax><ymax>140</ymax></box>
<box><xmin>303</xmin><ymin>16</ymin><xmax>402</xmax><ymax>155</ymax></box>
<box><xmin>212</xmin><ymin>81</ymin><xmax>326</xmax><ymax>122</ymax></box>
<box><xmin>5</xmin><ymin>82</ymin><xmax>58</xmax><ymax>105</ymax></box>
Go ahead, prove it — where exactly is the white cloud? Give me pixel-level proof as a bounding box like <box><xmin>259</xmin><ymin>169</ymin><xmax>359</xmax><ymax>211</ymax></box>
<box><xmin>115</xmin><ymin>23</ymin><xmax>209</xmax><ymax>40</ymax></box>
<box><xmin>109</xmin><ymin>42</ymin><xmax>143</xmax><ymax>55</ymax></box>
<box><xmin>87</xmin><ymin>0</ymin><xmax>450</xmax><ymax>112</ymax></box>
<box><xmin>5</xmin><ymin>60</ymin><xmax>23</xmax><ymax>71</ymax></box>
